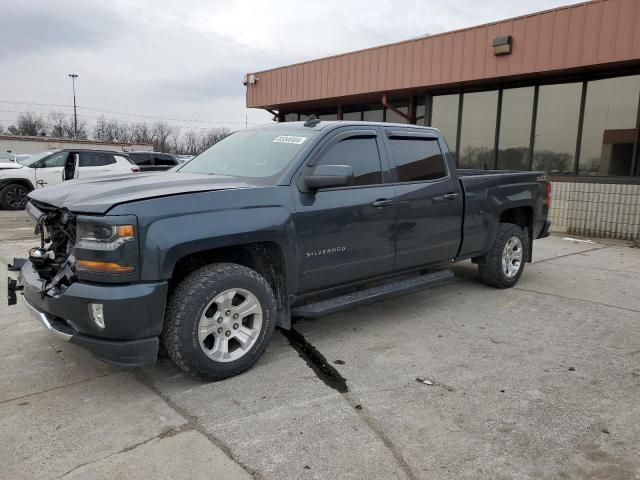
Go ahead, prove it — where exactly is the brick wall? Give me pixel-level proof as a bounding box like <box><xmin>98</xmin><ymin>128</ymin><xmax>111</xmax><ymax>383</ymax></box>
<box><xmin>549</xmin><ymin>182</ymin><xmax>640</xmax><ymax>240</ymax></box>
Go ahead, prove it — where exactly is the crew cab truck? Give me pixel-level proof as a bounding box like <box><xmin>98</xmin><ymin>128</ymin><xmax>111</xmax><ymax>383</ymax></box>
<box><xmin>8</xmin><ymin>120</ymin><xmax>551</xmax><ymax>380</ymax></box>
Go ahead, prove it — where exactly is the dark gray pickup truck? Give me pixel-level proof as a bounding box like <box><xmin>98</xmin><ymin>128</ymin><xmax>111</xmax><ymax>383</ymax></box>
<box><xmin>8</xmin><ymin>120</ymin><xmax>551</xmax><ymax>380</ymax></box>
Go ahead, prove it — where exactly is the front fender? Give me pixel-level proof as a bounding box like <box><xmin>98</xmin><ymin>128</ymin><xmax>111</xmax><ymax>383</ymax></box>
<box><xmin>139</xmin><ymin>206</ymin><xmax>298</xmax><ymax>291</ymax></box>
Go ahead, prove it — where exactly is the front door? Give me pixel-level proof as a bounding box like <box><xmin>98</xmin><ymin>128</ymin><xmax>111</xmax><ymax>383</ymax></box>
<box><xmin>34</xmin><ymin>151</ymin><xmax>68</xmax><ymax>188</ymax></box>
<box><xmin>294</xmin><ymin>129</ymin><xmax>396</xmax><ymax>293</ymax></box>
<box><xmin>383</xmin><ymin>131</ymin><xmax>463</xmax><ymax>270</ymax></box>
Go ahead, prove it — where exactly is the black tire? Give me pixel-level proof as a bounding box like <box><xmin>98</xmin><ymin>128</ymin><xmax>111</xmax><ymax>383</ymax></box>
<box><xmin>478</xmin><ymin>223</ymin><xmax>528</xmax><ymax>289</ymax></box>
<box><xmin>162</xmin><ymin>263</ymin><xmax>277</xmax><ymax>381</ymax></box>
<box><xmin>0</xmin><ymin>183</ymin><xmax>29</xmax><ymax>210</ymax></box>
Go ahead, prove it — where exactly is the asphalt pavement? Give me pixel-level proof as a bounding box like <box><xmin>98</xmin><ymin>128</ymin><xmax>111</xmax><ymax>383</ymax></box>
<box><xmin>1</xmin><ymin>210</ymin><xmax>638</xmax><ymax>479</ymax></box>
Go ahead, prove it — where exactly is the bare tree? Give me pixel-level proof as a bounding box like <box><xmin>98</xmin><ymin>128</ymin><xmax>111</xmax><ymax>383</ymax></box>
<box><xmin>7</xmin><ymin>112</ymin><xmax>46</xmax><ymax>136</ymax></box>
<box><xmin>180</xmin><ymin>130</ymin><xmax>200</xmax><ymax>156</ymax></box>
<box><xmin>94</xmin><ymin>116</ymin><xmax>130</xmax><ymax>143</ymax></box>
<box><xmin>152</xmin><ymin>121</ymin><xmax>173</xmax><ymax>152</ymax></box>
<box><xmin>130</xmin><ymin>122</ymin><xmax>153</xmax><ymax>145</ymax></box>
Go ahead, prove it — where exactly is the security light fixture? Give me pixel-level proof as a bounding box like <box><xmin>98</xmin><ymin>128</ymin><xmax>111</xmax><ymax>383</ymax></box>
<box><xmin>493</xmin><ymin>36</ymin><xmax>512</xmax><ymax>56</ymax></box>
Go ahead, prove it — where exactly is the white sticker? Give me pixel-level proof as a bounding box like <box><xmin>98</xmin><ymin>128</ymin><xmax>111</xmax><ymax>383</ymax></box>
<box><xmin>272</xmin><ymin>135</ymin><xmax>307</xmax><ymax>145</ymax></box>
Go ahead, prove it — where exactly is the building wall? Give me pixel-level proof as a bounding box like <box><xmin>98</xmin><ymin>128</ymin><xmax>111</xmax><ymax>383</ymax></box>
<box><xmin>0</xmin><ymin>136</ymin><xmax>153</xmax><ymax>156</ymax></box>
<box><xmin>246</xmin><ymin>0</ymin><xmax>640</xmax><ymax>109</ymax></box>
<box><xmin>550</xmin><ymin>182</ymin><xmax>640</xmax><ymax>239</ymax></box>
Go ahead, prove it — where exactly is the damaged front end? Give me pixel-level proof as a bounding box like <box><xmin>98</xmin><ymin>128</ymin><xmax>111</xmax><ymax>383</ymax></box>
<box><xmin>28</xmin><ymin>204</ymin><xmax>77</xmax><ymax>295</ymax></box>
<box><xmin>8</xmin><ymin>201</ymin><xmax>77</xmax><ymax>304</ymax></box>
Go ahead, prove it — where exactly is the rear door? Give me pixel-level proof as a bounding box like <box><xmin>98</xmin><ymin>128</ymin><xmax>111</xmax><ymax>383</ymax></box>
<box><xmin>383</xmin><ymin>129</ymin><xmax>463</xmax><ymax>270</ymax></box>
<box><xmin>76</xmin><ymin>152</ymin><xmax>117</xmax><ymax>178</ymax></box>
<box><xmin>293</xmin><ymin>128</ymin><xmax>397</xmax><ymax>293</ymax></box>
<box><xmin>153</xmin><ymin>153</ymin><xmax>178</xmax><ymax>171</ymax></box>
<box><xmin>129</xmin><ymin>153</ymin><xmax>154</xmax><ymax>172</ymax></box>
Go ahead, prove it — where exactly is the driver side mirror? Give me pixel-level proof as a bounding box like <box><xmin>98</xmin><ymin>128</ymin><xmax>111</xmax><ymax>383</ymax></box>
<box><xmin>304</xmin><ymin>164</ymin><xmax>354</xmax><ymax>190</ymax></box>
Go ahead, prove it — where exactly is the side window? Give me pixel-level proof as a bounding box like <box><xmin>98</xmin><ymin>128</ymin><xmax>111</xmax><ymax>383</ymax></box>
<box><xmin>42</xmin><ymin>152</ymin><xmax>68</xmax><ymax>168</ymax></box>
<box><xmin>316</xmin><ymin>137</ymin><xmax>382</xmax><ymax>186</ymax></box>
<box><xmin>130</xmin><ymin>153</ymin><xmax>152</xmax><ymax>166</ymax></box>
<box><xmin>79</xmin><ymin>152</ymin><xmax>116</xmax><ymax>167</ymax></box>
<box><xmin>389</xmin><ymin>138</ymin><xmax>447</xmax><ymax>182</ymax></box>
<box><xmin>154</xmin><ymin>154</ymin><xmax>177</xmax><ymax>166</ymax></box>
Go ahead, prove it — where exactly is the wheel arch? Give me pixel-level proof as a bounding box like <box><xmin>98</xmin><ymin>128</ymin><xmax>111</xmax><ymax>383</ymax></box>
<box><xmin>169</xmin><ymin>241</ymin><xmax>291</xmax><ymax>329</ymax></box>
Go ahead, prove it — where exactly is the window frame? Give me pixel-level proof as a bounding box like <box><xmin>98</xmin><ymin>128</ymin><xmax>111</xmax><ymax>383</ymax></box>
<box><xmin>382</xmin><ymin>128</ymin><xmax>452</xmax><ymax>185</ymax></box>
<box><xmin>298</xmin><ymin>127</ymin><xmax>390</xmax><ymax>192</ymax></box>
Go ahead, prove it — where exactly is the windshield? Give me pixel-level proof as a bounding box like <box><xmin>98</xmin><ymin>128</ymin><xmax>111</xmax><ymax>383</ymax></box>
<box><xmin>179</xmin><ymin>129</ymin><xmax>317</xmax><ymax>180</ymax></box>
<box><xmin>21</xmin><ymin>150</ymin><xmax>57</xmax><ymax>166</ymax></box>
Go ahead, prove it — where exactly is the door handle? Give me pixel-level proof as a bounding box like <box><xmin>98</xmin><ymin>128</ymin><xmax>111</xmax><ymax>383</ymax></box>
<box><xmin>443</xmin><ymin>192</ymin><xmax>459</xmax><ymax>200</ymax></box>
<box><xmin>372</xmin><ymin>199</ymin><xmax>394</xmax><ymax>208</ymax></box>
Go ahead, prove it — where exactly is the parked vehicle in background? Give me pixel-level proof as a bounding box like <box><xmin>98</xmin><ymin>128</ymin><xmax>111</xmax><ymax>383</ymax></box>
<box><xmin>126</xmin><ymin>151</ymin><xmax>180</xmax><ymax>172</ymax></box>
<box><xmin>0</xmin><ymin>149</ymin><xmax>140</xmax><ymax>210</ymax></box>
<box><xmin>10</xmin><ymin>120</ymin><xmax>550</xmax><ymax>380</ymax></box>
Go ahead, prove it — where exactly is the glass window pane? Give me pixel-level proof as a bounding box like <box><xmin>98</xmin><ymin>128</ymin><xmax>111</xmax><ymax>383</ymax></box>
<box><xmin>415</xmin><ymin>97</ymin><xmax>426</xmax><ymax>126</ymax></box>
<box><xmin>431</xmin><ymin>94</ymin><xmax>459</xmax><ymax>157</ymax></box>
<box><xmin>385</xmin><ymin>100</ymin><xmax>409</xmax><ymax>124</ymax></box>
<box><xmin>318</xmin><ymin>108</ymin><xmax>337</xmax><ymax>121</ymax></box>
<box><xmin>342</xmin><ymin>105</ymin><xmax>362</xmax><ymax>121</ymax></box>
<box><xmin>579</xmin><ymin>75</ymin><xmax>640</xmax><ymax>176</ymax></box>
<box><xmin>284</xmin><ymin>113</ymin><xmax>299</xmax><ymax>122</ymax></box>
<box><xmin>389</xmin><ymin>138</ymin><xmax>447</xmax><ymax>182</ymax></box>
<box><xmin>459</xmin><ymin>90</ymin><xmax>498</xmax><ymax>169</ymax></box>
<box><xmin>497</xmin><ymin>87</ymin><xmax>534</xmax><ymax>170</ymax></box>
<box><xmin>43</xmin><ymin>152</ymin><xmax>68</xmax><ymax>168</ymax></box>
<box><xmin>533</xmin><ymin>83</ymin><xmax>582</xmax><ymax>175</ymax></box>
<box><xmin>317</xmin><ymin>137</ymin><xmax>382</xmax><ymax>186</ymax></box>
<box><xmin>363</xmin><ymin>104</ymin><xmax>383</xmax><ymax>122</ymax></box>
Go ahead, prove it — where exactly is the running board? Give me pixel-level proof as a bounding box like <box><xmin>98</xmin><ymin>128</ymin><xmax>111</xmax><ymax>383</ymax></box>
<box><xmin>291</xmin><ymin>269</ymin><xmax>454</xmax><ymax>318</ymax></box>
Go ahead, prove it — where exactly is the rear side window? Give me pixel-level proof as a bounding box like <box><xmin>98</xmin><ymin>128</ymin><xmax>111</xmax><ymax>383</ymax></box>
<box><xmin>129</xmin><ymin>153</ymin><xmax>152</xmax><ymax>166</ymax></box>
<box><xmin>79</xmin><ymin>152</ymin><xmax>116</xmax><ymax>167</ymax></box>
<box><xmin>389</xmin><ymin>138</ymin><xmax>447</xmax><ymax>182</ymax></box>
<box><xmin>154</xmin><ymin>154</ymin><xmax>177</xmax><ymax>166</ymax></box>
<box><xmin>316</xmin><ymin>137</ymin><xmax>382</xmax><ymax>186</ymax></box>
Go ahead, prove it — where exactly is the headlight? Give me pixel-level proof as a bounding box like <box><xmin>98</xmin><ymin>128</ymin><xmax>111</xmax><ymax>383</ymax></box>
<box><xmin>76</xmin><ymin>222</ymin><xmax>135</xmax><ymax>251</ymax></box>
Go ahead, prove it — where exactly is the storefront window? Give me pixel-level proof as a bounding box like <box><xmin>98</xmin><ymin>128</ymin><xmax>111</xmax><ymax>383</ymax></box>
<box><xmin>363</xmin><ymin>103</ymin><xmax>384</xmax><ymax>122</ymax></box>
<box><xmin>458</xmin><ymin>90</ymin><xmax>498</xmax><ymax>169</ymax></box>
<box><xmin>431</xmin><ymin>94</ymin><xmax>459</xmax><ymax>157</ymax></box>
<box><xmin>579</xmin><ymin>76</ymin><xmax>640</xmax><ymax>176</ymax></box>
<box><xmin>497</xmin><ymin>87</ymin><xmax>534</xmax><ymax>170</ymax></box>
<box><xmin>415</xmin><ymin>97</ymin><xmax>426</xmax><ymax>126</ymax></box>
<box><xmin>342</xmin><ymin>105</ymin><xmax>362</xmax><ymax>121</ymax></box>
<box><xmin>284</xmin><ymin>113</ymin><xmax>299</xmax><ymax>122</ymax></box>
<box><xmin>533</xmin><ymin>83</ymin><xmax>582</xmax><ymax>175</ymax></box>
<box><xmin>385</xmin><ymin>100</ymin><xmax>409</xmax><ymax>124</ymax></box>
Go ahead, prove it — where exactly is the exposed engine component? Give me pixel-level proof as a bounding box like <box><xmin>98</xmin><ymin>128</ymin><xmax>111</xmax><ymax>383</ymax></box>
<box><xmin>29</xmin><ymin>203</ymin><xmax>77</xmax><ymax>293</ymax></box>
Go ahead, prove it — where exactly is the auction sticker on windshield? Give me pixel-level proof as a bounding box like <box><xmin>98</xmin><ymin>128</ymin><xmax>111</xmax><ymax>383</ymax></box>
<box><xmin>272</xmin><ymin>135</ymin><xmax>308</xmax><ymax>145</ymax></box>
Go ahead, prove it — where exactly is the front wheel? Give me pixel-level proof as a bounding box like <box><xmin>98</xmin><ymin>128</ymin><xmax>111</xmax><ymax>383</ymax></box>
<box><xmin>0</xmin><ymin>183</ymin><xmax>29</xmax><ymax>210</ymax></box>
<box><xmin>162</xmin><ymin>263</ymin><xmax>277</xmax><ymax>380</ymax></box>
<box><xmin>478</xmin><ymin>223</ymin><xmax>528</xmax><ymax>288</ymax></box>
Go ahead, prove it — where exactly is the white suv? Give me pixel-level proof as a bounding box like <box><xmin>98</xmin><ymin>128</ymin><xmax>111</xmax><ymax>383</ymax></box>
<box><xmin>0</xmin><ymin>149</ymin><xmax>140</xmax><ymax>210</ymax></box>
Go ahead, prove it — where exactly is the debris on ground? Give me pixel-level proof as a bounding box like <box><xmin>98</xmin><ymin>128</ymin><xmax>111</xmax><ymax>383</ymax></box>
<box><xmin>568</xmin><ymin>367</ymin><xmax>576</xmax><ymax>372</ymax></box>
<box><xmin>415</xmin><ymin>377</ymin><xmax>433</xmax><ymax>385</ymax></box>
<box><xmin>354</xmin><ymin>404</ymin><xmax>363</xmax><ymax>410</ymax></box>
<box><xmin>602</xmin><ymin>428</ymin><xmax>610</xmax><ymax>434</ymax></box>
<box><xmin>334</xmin><ymin>359</ymin><xmax>345</xmax><ymax>365</ymax></box>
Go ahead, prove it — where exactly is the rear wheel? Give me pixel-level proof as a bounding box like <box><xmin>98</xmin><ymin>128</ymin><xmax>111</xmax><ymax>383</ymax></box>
<box><xmin>162</xmin><ymin>263</ymin><xmax>277</xmax><ymax>380</ymax></box>
<box><xmin>478</xmin><ymin>223</ymin><xmax>528</xmax><ymax>288</ymax></box>
<box><xmin>0</xmin><ymin>183</ymin><xmax>29</xmax><ymax>210</ymax></box>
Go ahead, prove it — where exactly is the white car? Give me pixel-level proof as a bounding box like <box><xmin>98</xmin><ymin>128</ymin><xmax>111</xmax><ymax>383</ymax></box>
<box><xmin>0</xmin><ymin>149</ymin><xmax>140</xmax><ymax>210</ymax></box>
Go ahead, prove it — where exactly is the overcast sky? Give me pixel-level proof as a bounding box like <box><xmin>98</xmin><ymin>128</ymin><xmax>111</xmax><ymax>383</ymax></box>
<box><xmin>1</xmin><ymin>0</ymin><xmax>584</xmax><ymax>133</ymax></box>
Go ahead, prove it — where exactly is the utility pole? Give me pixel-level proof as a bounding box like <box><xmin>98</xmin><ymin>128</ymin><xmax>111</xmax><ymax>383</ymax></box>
<box><xmin>68</xmin><ymin>73</ymin><xmax>78</xmax><ymax>138</ymax></box>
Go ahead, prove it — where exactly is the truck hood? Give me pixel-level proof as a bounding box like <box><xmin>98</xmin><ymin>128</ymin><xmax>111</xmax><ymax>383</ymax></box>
<box><xmin>0</xmin><ymin>163</ymin><xmax>24</xmax><ymax>170</ymax></box>
<box><xmin>28</xmin><ymin>172</ymin><xmax>253</xmax><ymax>214</ymax></box>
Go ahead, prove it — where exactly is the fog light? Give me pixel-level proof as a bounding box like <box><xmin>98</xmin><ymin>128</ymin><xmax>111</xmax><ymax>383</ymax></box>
<box><xmin>89</xmin><ymin>303</ymin><xmax>105</xmax><ymax>329</ymax></box>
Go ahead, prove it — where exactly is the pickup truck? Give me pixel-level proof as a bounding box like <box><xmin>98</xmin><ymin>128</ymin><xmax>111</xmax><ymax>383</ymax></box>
<box><xmin>8</xmin><ymin>120</ymin><xmax>551</xmax><ymax>380</ymax></box>
<box><xmin>0</xmin><ymin>149</ymin><xmax>140</xmax><ymax>210</ymax></box>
